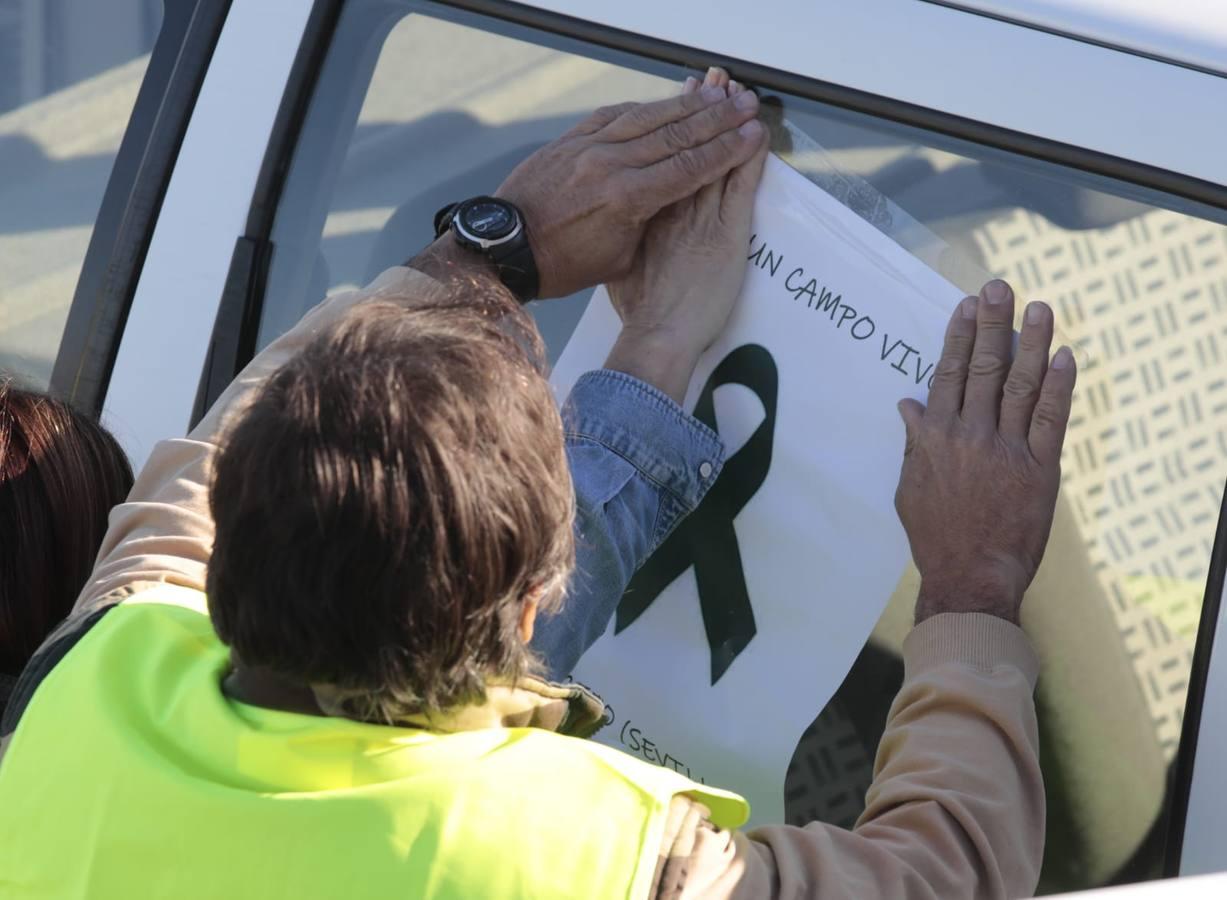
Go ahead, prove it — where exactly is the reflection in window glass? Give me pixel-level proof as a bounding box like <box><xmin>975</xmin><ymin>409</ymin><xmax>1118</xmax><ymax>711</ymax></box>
<box><xmin>258</xmin><ymin>5</ymin><xmax>1227</xmax><ymax>893</ymax></box>
<box><xmin>0</xmin><ymin>0</ymin><xmax>162</xmax><ymax>387</ymax></box>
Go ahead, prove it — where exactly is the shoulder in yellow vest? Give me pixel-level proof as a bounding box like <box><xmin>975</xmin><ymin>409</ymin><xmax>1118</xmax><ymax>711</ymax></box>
<box><xmin>0</xmin><ymin>585</ymin><xmax>748</xmax><ymax>899</ymax></box>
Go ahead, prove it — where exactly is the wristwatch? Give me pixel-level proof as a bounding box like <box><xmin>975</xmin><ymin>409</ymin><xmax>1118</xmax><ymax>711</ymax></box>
<box><xmin>433</xmin><ymin>196</ymin><xmax>539</xmax><ymax>303</ymax></box>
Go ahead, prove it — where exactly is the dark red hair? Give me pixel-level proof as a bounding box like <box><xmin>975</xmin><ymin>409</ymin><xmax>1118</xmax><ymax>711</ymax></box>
<box><xmin>0</xmin><ymin>384</ymin><xmax>134</xmax><ymax>673</ymax></box>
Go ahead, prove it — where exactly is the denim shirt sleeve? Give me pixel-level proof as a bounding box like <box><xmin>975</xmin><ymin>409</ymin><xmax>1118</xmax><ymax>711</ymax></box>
<box><xmin>531</xmin><ymin>369</ymin><xmax>726</xmax><ymax>680</ymax></box>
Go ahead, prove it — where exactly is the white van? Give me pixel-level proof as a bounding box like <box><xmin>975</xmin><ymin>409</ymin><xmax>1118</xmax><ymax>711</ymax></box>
<box><xmin>4</xmin><ymin>1</ymin><xmax>1227</xmax><ymax>893</ymax></box>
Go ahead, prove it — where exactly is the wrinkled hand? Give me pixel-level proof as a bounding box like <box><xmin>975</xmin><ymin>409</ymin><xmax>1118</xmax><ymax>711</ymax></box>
<box><xmin>496</xmin><ymin>74</ymin><xmax>765</xmax><ymax>299</ymax></box>
<box><xmin>603</xmin><ymin>72</ymin><xmax>769</xmax><ymax>403</ymax></box>
<box><xmin>895</xmin><ymin>280</ymin><xmax>1076</xmax><ymax>625</ymax></box>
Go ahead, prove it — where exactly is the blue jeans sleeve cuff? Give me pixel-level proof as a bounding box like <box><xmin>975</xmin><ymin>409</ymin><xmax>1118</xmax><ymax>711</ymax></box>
<box><xmin>562</xmin><ymin>369</ymin><xmax>726</xmax><ymax>513</ymax></box>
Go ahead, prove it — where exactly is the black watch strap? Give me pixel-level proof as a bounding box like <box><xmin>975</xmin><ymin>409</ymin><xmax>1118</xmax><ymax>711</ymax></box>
<box><xmin>492</xmin><ymin>241</ymin><xmax>539</xmax><ymax>304</ymax></box>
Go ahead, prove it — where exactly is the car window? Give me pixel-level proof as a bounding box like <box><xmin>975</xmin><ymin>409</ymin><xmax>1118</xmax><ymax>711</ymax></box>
<box><xmin>255</xmin><ymin>4</ymin><xmax>1227</xmax><ymax>892</ymax></box>
<box><xmin>0</xmin><ymin>0</ymin><xmax>163</xmax><ymax>389</ymax></box>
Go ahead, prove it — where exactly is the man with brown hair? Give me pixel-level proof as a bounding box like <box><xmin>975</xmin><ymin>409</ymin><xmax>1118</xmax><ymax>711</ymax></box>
<box><xmin>0</xmin><ymin>72</ymin><xmax>1073</xmax><ymax>899</ymax></box>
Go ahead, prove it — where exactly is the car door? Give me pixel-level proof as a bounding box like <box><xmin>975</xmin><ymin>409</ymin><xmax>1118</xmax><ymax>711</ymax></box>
<box><xmin>69</xmin><ymin>0</ymin><xmax>1227</xmax><ymax>892</ymax></box>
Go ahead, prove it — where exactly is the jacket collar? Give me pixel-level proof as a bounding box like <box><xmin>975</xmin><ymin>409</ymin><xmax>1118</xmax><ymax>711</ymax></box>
<box><xmin>407</xmin><ymin>677</ymin><xmax>607</xmax><ymax>738</ymax></box>
<box><xmin>311</xmin><ymin>675</ymin><xmax>607</xmax><ymax>739</ymax></box>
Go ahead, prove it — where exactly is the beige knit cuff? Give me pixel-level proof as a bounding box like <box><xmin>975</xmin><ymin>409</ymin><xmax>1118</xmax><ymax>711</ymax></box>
<box><xmin>903</xmin><ymin>612</ymin><xmax>1041</xmax><ymax>687</ymax></box>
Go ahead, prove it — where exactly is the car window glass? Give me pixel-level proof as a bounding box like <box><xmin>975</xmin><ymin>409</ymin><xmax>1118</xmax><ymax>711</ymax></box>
<box><xmin>257</xmin><ymin>4</ymin><xmax>1227</xmax><ymax>892</ymax></box>
<box><xmin>0</xmin><ymin>0</ymin><xmax>163</xmax><ymax>388</ymax></box>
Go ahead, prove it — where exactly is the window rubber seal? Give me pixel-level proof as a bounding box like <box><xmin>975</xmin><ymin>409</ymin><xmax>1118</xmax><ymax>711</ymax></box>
<box><xmin>1164</xmin><ymin>478</ymin><xmax>1227</xmax><ymax>875</ymax></box>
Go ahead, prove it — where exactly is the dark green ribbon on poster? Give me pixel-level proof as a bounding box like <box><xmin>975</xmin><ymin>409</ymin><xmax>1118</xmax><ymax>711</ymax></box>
<box><xmin>615</xmin><ymin>343</ymin><xmax>779</xmax><ymax>686</ymax></box>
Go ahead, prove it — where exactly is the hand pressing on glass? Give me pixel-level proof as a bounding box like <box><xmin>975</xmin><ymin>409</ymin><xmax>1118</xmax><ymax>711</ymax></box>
<box><xmin>413</xmin><ymin>69</ymin><xmax>765</xmax><ymax>301</ymax></box>
<box><xmin>496</xmin><ymin>69</ymin><xmax>764</xmax><ymax>299</ymax></box>
<box><xmin>603</xmin><ymin>70</ymin><xmax>769</xmax><ymax>403</ymax></box>
<box><xmin>894</xmin><ymin>280</ymin><xmax>1077</xmax><ymax>626</ymax></box>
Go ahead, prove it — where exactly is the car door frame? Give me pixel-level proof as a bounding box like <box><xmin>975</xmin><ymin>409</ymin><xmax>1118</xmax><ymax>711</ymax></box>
<box><xmin>49</xmin><ymin>0</ymin><xmax>235</xmax><ymax>417</ymax></box>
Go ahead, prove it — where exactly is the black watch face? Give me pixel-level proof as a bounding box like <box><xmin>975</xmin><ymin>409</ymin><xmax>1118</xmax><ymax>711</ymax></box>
<box><xmin>460</xmin><ymin>200</ymin><xmax>516</xmax><ymax>240</ymax></box>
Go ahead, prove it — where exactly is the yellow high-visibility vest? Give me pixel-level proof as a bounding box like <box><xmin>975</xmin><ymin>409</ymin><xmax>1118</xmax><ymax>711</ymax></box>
<box><xmin>0</xmin><ymin>585</ymin><xmax>748</xmax><ymax>898</ymax></box>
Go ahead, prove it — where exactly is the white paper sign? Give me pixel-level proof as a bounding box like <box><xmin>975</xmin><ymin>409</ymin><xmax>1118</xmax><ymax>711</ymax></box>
<box><xmin>549</xmin><ymin>155</ymin><xmax>961</xmax><ymax>825</ymax></box>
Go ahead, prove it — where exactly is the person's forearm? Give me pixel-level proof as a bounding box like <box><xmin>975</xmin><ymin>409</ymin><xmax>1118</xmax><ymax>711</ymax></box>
<box><xmin>531</xmin><ymin>370</ymin><xmax>724</xmax><ymax>677</ymax></box>
<box><xmin>843</xmin><ymin>613</ymin><xmax>1043</xmax><ymax>897</ymax></box>
<box><xmin>602</xmin><ymin>327</ymin><xmax>703</xmax><ymax>406</ymax></box>
<box><xmin>915</xmin><ymin>577</ymin><xmax>1021</xmax><ymax>626</ymax></box>
<box><xmin>670</xmin><ymin>614</ymin><xmax>1044</xmax><ymax>900</ymax></box>
<box><xmin>405</xmin><ymin>233</ymin><xmax>499</xmax><ymax>288</ymax></box>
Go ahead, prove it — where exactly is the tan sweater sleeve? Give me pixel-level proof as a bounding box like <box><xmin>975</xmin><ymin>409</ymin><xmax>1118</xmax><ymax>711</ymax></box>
<box><xmin>72</xmin><ymin>267</ymin><xmax>440</xmax><ymax>616</ymax></box>
<box><xmin>666</xmin><ymin>613</ymin><xmax>1044</xmax><ymax>900</ymax></box>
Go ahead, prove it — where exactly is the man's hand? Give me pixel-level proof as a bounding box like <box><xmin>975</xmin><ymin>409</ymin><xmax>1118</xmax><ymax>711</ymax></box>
<box><xmin>895</xmin><ymin>280</ymin><xmax>1076</xmax><ymax>625</ymax></box>
<box><xmin>603</xmin><ymin>73</ymin><xmax>768</xmax><ymax>403</ymax></box>
<box><xmin>496</xmin><ymin>77</ymin><xmax>765</xmax><ymax>299</ymax></box>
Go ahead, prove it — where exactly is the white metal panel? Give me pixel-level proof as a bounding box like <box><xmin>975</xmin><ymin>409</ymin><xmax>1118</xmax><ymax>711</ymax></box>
<box><xmin>1179</xmin><ymin>572</ymin><xmax>1227</xmax><ymax>875</ymax></box>
<box><xmin>945</xmin><ymin>1</ymin><xmax>1227</xmax><ymax>76</ymax></box>
<box><xmin>518</xmin><ymin>0</ymin><xmax>1227</xmax><ymax>189</ymax></box>
<box><xmin>103</xmin><ymin>0</ymin><xmax>313</xmax><ymax>469</ymax></box>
